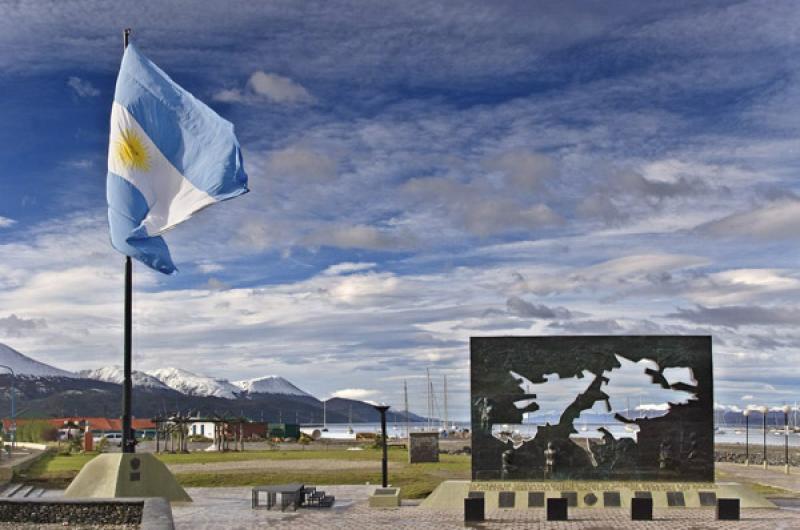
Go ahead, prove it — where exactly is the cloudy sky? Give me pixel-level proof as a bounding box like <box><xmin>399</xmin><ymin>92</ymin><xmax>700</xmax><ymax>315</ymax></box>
<box><xmin>0</xmin><ymin>1</ymin><xmax>798</xmax><ymax>420</ymax></box>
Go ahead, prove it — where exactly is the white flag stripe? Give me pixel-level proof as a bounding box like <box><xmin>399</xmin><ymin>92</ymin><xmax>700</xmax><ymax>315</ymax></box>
<box><xmin>108</xmin><ymin>102</ymin><xmax>216</xmax><ymax>236</ymax></box>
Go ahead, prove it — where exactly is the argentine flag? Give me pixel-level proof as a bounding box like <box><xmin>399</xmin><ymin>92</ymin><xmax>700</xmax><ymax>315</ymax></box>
<box><xmin>107</xmin><ymin>43</ymin><xmax>248</xmax><ymax>274</ymax></box>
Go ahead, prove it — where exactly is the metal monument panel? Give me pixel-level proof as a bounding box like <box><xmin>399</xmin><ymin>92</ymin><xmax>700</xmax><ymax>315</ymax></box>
<box><xmin>471</xmin><ymin>336</ymin><xmax>713</xmax><ymax>481</ymax></box>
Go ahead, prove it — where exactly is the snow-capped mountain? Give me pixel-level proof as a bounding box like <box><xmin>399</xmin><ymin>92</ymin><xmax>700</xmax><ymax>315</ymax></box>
<box><xmin>0</xmin><ymin>343</ymin><xmax>77</xmax><ymax>378</ymax></box>
<box><xmin>0</xmin><ymin>343</ymin><xmax>432</xmax><ymax>423</ymax></box>
<box><xmin>146</xmin><ymin>367</ymin><xmax>241</xmax><ymax>399</ymax></box>
<box><xmin>234</xmin><ymin>375</ymin><xmax>312</xmax><ymax>397</ymax></box>
<box><xmin>79</xmin><ymin>366</ymin><xmax>170</xmax><ymax>390</ymax></box>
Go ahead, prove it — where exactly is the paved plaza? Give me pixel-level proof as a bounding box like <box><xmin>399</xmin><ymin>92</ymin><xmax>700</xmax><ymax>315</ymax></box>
<box><xmin>171</xmin><ymin>486</ymin><xmax>800</xmax><ymax>530</ymax></box>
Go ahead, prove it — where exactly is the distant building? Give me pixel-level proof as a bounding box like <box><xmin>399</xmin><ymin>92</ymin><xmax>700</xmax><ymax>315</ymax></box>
<box><xmin>188</xmin><ymin>419</ymin><xmax>215</xmax><ymax>438</ymax></box>
<box><xmin>183</xmin><ymin>418</ymin><xmax>271</xmax><ymax>440</ymax></box>
<box><xmin>1</xmin><ymin>417</ymin><xmax>157</xmax><ymax>439</ymax></box>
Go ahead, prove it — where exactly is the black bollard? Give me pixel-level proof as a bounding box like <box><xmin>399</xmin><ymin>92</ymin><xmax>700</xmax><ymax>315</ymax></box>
<box><xmin>717</xmin><ymin>498</ymin><xmax>740</xmax><ymax>520</ymax></box>
<box><xmin>631</xmin><ymin>497</ymin><xmax>653</xmax><ymax>520</ymax></box>
<box><xmin>464</xmin><ymin>497</ymin><xmax>485</xmax><ymax>522</ymax></box>
<box><xmin>547</xmin><ymin>497</ymin><xmax>568</xmax><ymax>520</ymax></box>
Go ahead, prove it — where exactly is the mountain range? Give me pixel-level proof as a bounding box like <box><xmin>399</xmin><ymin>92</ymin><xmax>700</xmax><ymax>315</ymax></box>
<box><xmin>0</xmin><ymin>342</ymin><xmax>421</xmax><ymax>423</ymax></box>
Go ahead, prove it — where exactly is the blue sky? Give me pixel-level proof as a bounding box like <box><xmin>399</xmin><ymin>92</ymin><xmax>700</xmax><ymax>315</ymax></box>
<box><xmin>1</xmin><ymin>1</ymin><xmax>799</xmax><ymax>419</ymax></box>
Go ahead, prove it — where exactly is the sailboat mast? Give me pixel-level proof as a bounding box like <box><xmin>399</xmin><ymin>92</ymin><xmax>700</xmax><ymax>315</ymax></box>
<box><xmin>404</xmin><ymin>380</ymin><xmax>410</xmax><ymax>440</ymax></box>
<box><xmin>426</xmin><ymin>368</ymin><xmax>431</xmax><ymax>430</ymax></box>
<box><xmin>443</xmin><ymin>375</ymin><xmax>448</xmax><ymax>431</ymax></box>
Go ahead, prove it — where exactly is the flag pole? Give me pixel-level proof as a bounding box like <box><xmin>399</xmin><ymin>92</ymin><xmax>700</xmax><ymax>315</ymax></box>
<box><xmin>121</xmin><ymin>28</ymin><xmax>135</xmax><ymax>454</ymax></box>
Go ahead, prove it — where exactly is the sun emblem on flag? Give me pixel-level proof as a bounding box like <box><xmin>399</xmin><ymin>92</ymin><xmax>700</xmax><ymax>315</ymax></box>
<box><xmin>116</xmin><ymin>129</ymin><xmax>150</xmax><ymax>172</ymax></box>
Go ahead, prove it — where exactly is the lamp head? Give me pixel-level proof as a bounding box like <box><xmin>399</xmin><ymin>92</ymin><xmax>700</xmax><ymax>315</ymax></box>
<box><xmin>743</xmin><ymin>409</ymin><xmax>750</xmax><ymax>417</ymax></box>
<box><xmin>759</xmin><ymin>406</ymin><xmax>768</xmax><ymax>414</ymax></box>
<box><xmin>782</xmin><ymin>405</ymin><xmax>791</xmax><ymax>414</ymax></box>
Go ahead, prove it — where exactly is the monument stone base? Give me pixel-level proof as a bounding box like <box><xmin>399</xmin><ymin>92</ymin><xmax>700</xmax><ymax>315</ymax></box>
<box><xmin>420</xmin><ymin>480</ymin><xmax>774</xmax><ymax>510</ymax></box>
<box><xmin>368</xmin><ymin>487</ymin><xmax>401</xmax><ymax>507</ymax></box>
<box><xmin>64</xmin><ymin>453</ymin><xmax>191</xmax><ymax>502</ymax></box>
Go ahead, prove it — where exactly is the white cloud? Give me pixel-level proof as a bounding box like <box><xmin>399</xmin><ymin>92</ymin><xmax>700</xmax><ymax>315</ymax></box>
<box><xmin>266</xmin><ymin>147</ymin><xmax>335</xmax><ymax>181</ymax></box>
<box><xmin>214</xmin><ymin>71</ymin><xmax>314</xmax><ymax>105</ymax></box>
<box><xmin>304</xmin><ymin>224</ymin><xmax>415</xmax><ymax>251</ymax></box>
<box><xmin>0</xmin><ymin>314</ymin><xmax>46</xmax><ymax>338</ymax></box>
<box><xmin>684</xmin><ymin>269</ymin><xmax>800</xmax><ymax>305</ymax></box>
<box><xmin>483</xmin><ymin>149</ymin><xmax>557</xmax><ymax>192</ymax></box>
<box><xmin>327</xmin><ymin>272</ymin><xmax>400</xmax><ymax>304</ymax></box>
<box><xmin>697</xmin><ymin>199</ymin><xmax>800</xmax><ymax>240</ymax></box>
<box><xmin>0</xmin><ymin>216</ymin><xmax>15</xmax><ymax>228</ymax></box>
<box><xmin>330</xmin><ymin>388</ymin><xmax>379</xmax><ymax>401</ymax></box>
<box><xmin>323</xmin><ymin>262</ymin><xmax>377</xmax><ymax>275</ymax></box>
<box><xmin>197</xmin><ymin>262</ymin><xmax>224</xmax><ymax>274</ymax></box>
<box><xmin>66</xmin><ymin>76</ymin><xmax>99</xmax><ymax>97</ymax></box>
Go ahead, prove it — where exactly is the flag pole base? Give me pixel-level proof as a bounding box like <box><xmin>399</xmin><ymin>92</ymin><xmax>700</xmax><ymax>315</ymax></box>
<box><xmin>64</xmin><ymin>453</ymin><xmax>191</xmax><ymax>502</ymax></box>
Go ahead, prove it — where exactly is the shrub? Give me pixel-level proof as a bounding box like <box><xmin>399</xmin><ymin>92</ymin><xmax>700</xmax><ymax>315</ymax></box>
<box><xmin>95</xmin><ymin>437</ymin><xmax>109</xmax><ymax>453</ymax></box>
<box><xmin>16</xmin><ymin>421</ymin><xmax>58</xmax><ymax>443</ymax></box>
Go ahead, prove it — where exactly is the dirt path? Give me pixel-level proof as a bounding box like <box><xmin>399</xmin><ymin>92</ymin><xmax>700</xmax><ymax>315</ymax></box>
<box><xmin>168</xmin><ymin>458</ymin><xmax>384</xmax><ymax>474</ymax></box>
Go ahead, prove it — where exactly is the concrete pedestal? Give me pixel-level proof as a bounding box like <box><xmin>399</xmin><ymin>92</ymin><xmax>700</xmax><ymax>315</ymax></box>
<box><xmin>64</xmin><ymin>453</ymin><xmax>191</xmax><ymax>502</ymax></box>
<box><xmin>368</xmin><ymin>487</ymin><xmax>401</xmax><ymax>507</ymax></box>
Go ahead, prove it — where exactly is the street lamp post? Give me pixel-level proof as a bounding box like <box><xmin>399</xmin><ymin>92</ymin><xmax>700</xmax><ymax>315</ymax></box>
<box><xmin>783</xmin><ymin>405</ymin><xmax>791</xmax><ymax>475</ymax></box>
<box><xmin>761</xmin><ymin>406</ymin><xmax>768</xmax><ymax>469</ymax></box>
<box><xmin>374</xmin><ymin>404</ymin><xmax>391</xmax><ymax>488</ymax></box>
<box><xmin>744</xmin><ymin>409</ymin><xmax>750</xmax><ymax>466</ymax></box>
<box><xmin>0</xmin><ymin>365</ymin><xmax>16</xmax><ymax>451</ymax></box>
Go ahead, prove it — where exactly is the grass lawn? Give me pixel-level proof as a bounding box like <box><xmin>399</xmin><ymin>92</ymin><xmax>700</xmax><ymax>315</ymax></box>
<box><xmin>21</xmin><ymin>448</ymin><xmax>470</xmax><ymax>498</ymax></box>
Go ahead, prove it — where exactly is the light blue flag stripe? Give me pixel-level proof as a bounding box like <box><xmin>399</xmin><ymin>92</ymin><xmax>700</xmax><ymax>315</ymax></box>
<box><xmin>107</xmin><ymin>171</ymin><xmax>176</xmax><ymax>274</ymax></box>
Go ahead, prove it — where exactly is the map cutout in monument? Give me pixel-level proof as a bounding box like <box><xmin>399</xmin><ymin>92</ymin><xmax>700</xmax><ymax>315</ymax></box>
<box><xmin>471</xmin><ymin>336</ymin><xmax>713</xmax><ymax>481</ymax></box>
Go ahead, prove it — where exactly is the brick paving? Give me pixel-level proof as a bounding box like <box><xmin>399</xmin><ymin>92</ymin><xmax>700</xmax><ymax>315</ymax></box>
<box><xmin>172</xmin><ymin>486</ymin><xmax>800</xmax><ymax>530</ymax></box>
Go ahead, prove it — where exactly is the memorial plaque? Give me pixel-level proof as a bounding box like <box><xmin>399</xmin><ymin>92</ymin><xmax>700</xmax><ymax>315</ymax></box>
<box><xmin>634</xmin><ymin>491</ymin><xmax>652</xmax><ymax>499</ymax></box>
<box><xmin>467</xmin><ymin>491</ymin><xmax>484</xmax><ymax>499</ymax></box>
<box><xmin>698</xmin><ymin>491</ymin><xmax>717</xmax><ymax>506</ymax></box>
<box><xmin>583</xmin><ymin>493</ymin><xmax>598</xmax><ymax>506</ymax></box>
<box><xmin>560</xmin><ymin>491</ymin><xmax>577</xmax><ymax>507</ymax></box>
<box><xmin>498</xmin><ymin>491</ymin><xmax>515</xmax><ymax>508</ymax></box>
<box><xmin>603</xmin><ymin>491</ymin><xmax>621</xmax><ymax>507</ymax></box>
<box><xmin>528</xmin><ymin>491</ymin><xmax>545</xmax><ymax>507</ymax></box>
<box><xmin>471</xmin><ymin>336</ymin><xmax>713</xmax><ymax>481</ymax></box>
<box><xmin>666</xmin><ymin>491</ymin><xmax>685</xmax><ymax>506</ymax></box>
<box><xmin>409</xmin><ymin>432</ymin><xmax>439</xmax><ymax>463</ymax></box>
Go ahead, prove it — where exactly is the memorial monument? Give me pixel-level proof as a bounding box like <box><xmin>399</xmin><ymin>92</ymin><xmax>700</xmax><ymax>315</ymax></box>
<box><xmin>471</xmin><ymin>336</ymin><xmax>713</xmax><ymax>481</ymax></box>
<box><xmin>422</xmin><ymin>335</ymin><xmax>774</xmax><ymax>510</ymax></box>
